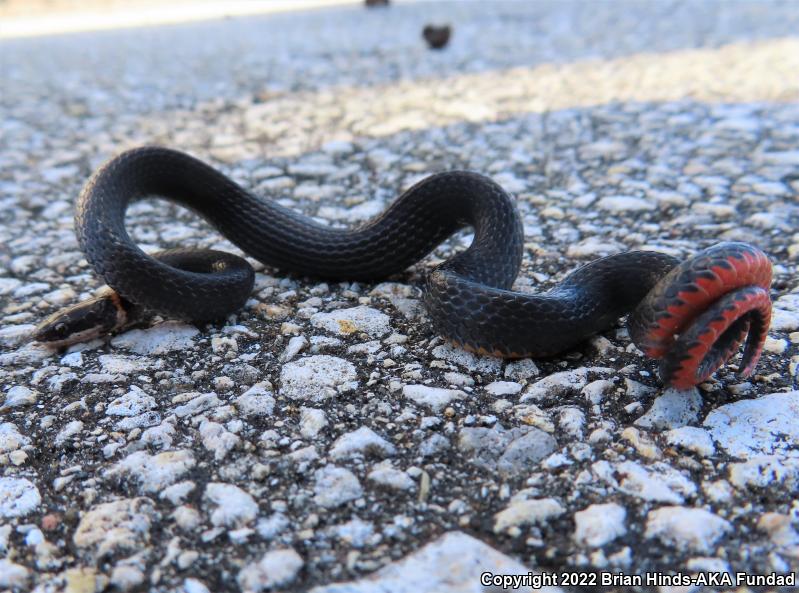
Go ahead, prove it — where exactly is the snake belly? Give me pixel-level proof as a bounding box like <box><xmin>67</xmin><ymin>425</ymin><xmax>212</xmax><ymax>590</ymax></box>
<box><xmin>64</xmin><ymin>146</ymin><xmax>773</xmax><ymax>388</ymax></box>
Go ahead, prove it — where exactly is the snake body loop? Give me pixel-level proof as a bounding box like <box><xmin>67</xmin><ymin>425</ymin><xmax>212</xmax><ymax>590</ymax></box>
<box><xmin>35</xmin><ymin>146</ymin><xmax>773</xmax><ymax>388</ymax></box>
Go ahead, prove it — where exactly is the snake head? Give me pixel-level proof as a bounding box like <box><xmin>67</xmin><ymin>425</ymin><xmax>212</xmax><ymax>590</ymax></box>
<box><xmin>32</xmin><ymin>289</ymin><xmax>131</xmax><ymax>348</ymax></box>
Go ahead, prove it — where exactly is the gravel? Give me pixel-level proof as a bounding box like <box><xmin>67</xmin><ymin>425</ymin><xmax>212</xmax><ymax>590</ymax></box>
<box><xmin>1</xmin><ymin>1</ymin><xmax>798</xmax><ymax>591</ymax></box>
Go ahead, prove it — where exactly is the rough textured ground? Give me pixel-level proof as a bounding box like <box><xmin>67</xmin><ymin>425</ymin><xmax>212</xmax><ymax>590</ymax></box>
<box><xmin>1</xmin><ymin>2</ymin><xmax>799</xmax><ymax>592</ymax></box>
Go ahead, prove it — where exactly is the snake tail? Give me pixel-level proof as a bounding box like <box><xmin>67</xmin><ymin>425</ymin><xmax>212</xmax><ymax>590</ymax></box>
<box><xmin>627</xmin><ymin>242</ymin><xmax>772</xmax><ymax>389</ymax></box>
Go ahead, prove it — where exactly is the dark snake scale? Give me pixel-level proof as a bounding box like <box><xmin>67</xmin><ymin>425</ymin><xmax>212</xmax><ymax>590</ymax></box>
<box><xmin>35</xmin><ymin>146</ymin><xmax>773</xmax><ymax>389</ymax></box>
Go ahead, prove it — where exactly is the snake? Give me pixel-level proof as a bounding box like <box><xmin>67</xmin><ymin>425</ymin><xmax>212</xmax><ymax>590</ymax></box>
<box><xmin>33</xmin><ymin>146</ymin><xmax>773</xmax><ymax>389</ymax></box>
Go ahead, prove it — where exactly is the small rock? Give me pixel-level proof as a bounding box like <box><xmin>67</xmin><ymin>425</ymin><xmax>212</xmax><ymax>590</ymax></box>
<box><xmin>280</xmin><ymin>355</ymin><xmax>358</xmax><ymax>401</ymax></box>
<box><xmin>311</xmin><ymin>336</ymin><xmax>342</xmax><ymax>354</ymax></box>
<box><xmin>0</xmin><ymin>559</ymin><xmax>29</xmax><ymax>589</ymax></box>
<box><xmin>704</xmin><ymin>390</ymin><xmax>799</xmax><ymax>459</ymax></box>
<box><xmin>624</xmin><ymin>378</ymin><xmax>657</xmax><ymax>399</ymax></box>
<box><xmin>107</xmin><ymin>450</ymin><xmax>196</xmax><ymax>493</ymax></box>
<box><xmin>444</xmin><ymin>372</ymin><xmax>474</xmax><ymax>387</ymax></box>
<box><xmin>0</xmin><ymin>477</ymin><xmax>41</xmax><ymax>518</ymax></box>
<box><xmin>771</xmin><ymin>305</ymin><xmax>799</xmax><ymax>332</ymax></box>
<box><xmin>173</xmin><ymin>506</ymin><xmax>202</xmax><ymax>531</ymax></box>
<box><xmin>597</xmin><ymin>195</ymin><xmax>655</xmax><ymax>212</ymax></box>
<box><xmin>114</xmin><ymin>410</ymin><xmax>161</xmax><ymax>432</ymax></box>
<box><xmin>609</xmin><ymin>460</ymin><xmax>696</xmax><ymax>503</ymax></box>
<box><xmin>645</xmin><ymin>506</ymin><xmax>731</xmax><ymax>553</ymax></box>
<box><xmin>0</xmin><ymin>278</ymin><xmax>22</xmax><ymax>295</ymax></box>
<box><xmin>106</xmin><ymin>385</ymin><xmax>157</xmax><ymax>417</ymax></box>
<box><xmin>370</xmin><ymin>283</ymin><xmax>416</xmax><ymax>299</ymax></box>
<box><xmin>558</xmin><ymin>408</ymin><xmax>585</xmax><ymax>439</ymax></box>
<box><xmin>54</xmin><ymin>420</ymin><xmax>84</xmax><ymax>446</ymax></box>
<box><xmin>238</xmin><ymin>548</ymin><xmax>303</xmax><ymax>592</ymax></box>
<box><xmin>582</xmin><ymin>379</ymin><xmax>615</xmax><ymax>405</ymax></box>
<box><xmin>0</xmin><ymin>422</ymin><xmax>31</xmax><ymax>453</ymax></box>
<box><xmin>418</xmin><ymin>433</ymin><xmax>450</xmax><ymax>458</ymax></box>
<box><xmin>0</xmin><ymin>342</ymin><xmax>53</xmax><ymax>366</ymax></box>
<box><xmin>73</xmin><ymin>498</ymin><xmax>156</xmax><ymax>556</ymax></box>
<box><xmin>513</xmin><ymin>404</ymin><xmax>555</xmax><ymax>432</ymax></box>
<box><xmin>311</xmin><ymin>306</ymin><xmax>390</xmax><ymax>337</ymax></box>
<box><xmin>634</xmin><ymin>388</ymin><xmax>702</xmax><ymax>429</ymax></box>
<box><xmin>204</xmin><ymin>483</ymin><xmax>258</xmax><ymax>527</ymax></box>
<box><xmin>173</xmin><ymin>393</ymin><xmax>222</xmax><ymax>418</ymax></box>
<box><xmin>308</xmin><ymin>532</ymin><xmax>545</xmax><ymax>593</ymax></box>
<box><xmin>110</xmin><ymin>565</ymin><xmax>146</xmax><ymax>591</ymax></box>
<box><xmin>459</xmin><ymin>426</ymin><xmax>557</xmax><ymax>478</ymax></box>
<box><xmin>368</xmin><ymin>461</ymin><xmax>415</xmax><ymax>491</ymax></box>
<box><xmin>756</xmin><ymin>150</ymin><xmax>799</xmax><ymax>166</ymax></box>
<box><xmin>160</xmin><ymin>481</ymin><xmax>196</xmax><ymax>505</ymax></box>
<box><xmin>0</xmin><ymin>324</ymin><xmax>36</xmax><ymax>348</ymax></box>
<box><xmin>764</xmin><ymin>336</ymin><xmax>788</xmax><ymax>354</ymax></box>
<box><xmin>521</xmin><ymin>369</ymin><xmax>589</xmax><ymax>402</ymax></box>
<box><xmin>328</xmin><ymin>517</ymin><xmax>375</xmax><ymax>548</ymax></box>
<box><xmin>621</xmin><ymin>426</ymin><xmax>662</xmax><ymax>459</ymax></box>
<box><xmin>63</xmin><ymin>567</ymin><xmax>107</xmax><ymax>592</ymax></box>
<box><xmin>184</xmin><ymin>578</ymin><xmax>211</xmax><ymax>593</ymax></box>
<box><xmin>504</xmin><ymin>359</ymin><xmax>540</xmax><ymax>380</ymax></box>
<box><xmin>566</xmin><ymin>237</ymin><xmax>624</xmax><ymax>258</ymax></box>
<box><xmin>403</xmin><ymin>384</ymin><xmax>465</xmax><ymax>412</ymax></box>
<box><xmin>235</xmin><ymin>383</ymin><xmax>276</xmax><ymax>417</ymax></box>
<box><xmin>299</xmin><ymin>407</ymin><xmax>328</xmax><ymax>438</ymax></box>
<box><xmin>314</xmin><ymin>465</ymin><xmax>363</xmax><ymax>508</ymax></box>
<box><xmin>111</xmin><ymin>321</ymin><xmax>199</xmax><ymax>355</ymax></box>
<box><xmin>432</xmin><ymin>343</ymin><xmax>502</xmax><ymax>373</ymax></box>
<box><xmin>140</xmin><ymin>422</ymin><xmax>176</xmax><ymax>449</ymax></box>
<box><xmin>199</xmin><ymin>421</ymin><xmax>241</xmax><ymax>460</ymax></box>
<box><xmin>497</xmin><ymin>429</ymin><xmax>559</xmax><ymax>477</ymax></box>
<box><xmin>211</xmin><ymin>335</ymin><xmax>237</xmax><ymax>354</ymax></box>
<box><xmin>330</xmin><ymin>426</ymin><xmax>396</xmax><ymax>459</ymax></box>
<box><xmin>99</xmin><ymin>354</ymin><xmax>157</xmax><ymax>374</ymax></box>
<box><xmin>494</xmin><ymin>498</ymin><xmax>565</xmax><ymax>532</ymax></box>
<box><xmin>256</xmin><ymin>513</ymin><xmax>290</xmax><ymax>540</ymax></box>
<box><xmin>665</xmin><ymin>426</ymin><xmax>715</xmax><ymax>457</ymax></box>
<box><xmin>573</xmin><ymin>503</ymin><xmax>627</xmax><ymax>548</ymax></box>
<box><xmin>757</xmin><ymin>512</ymin><xmax>799</xmax><ymax>547</ymax></box>
<box><xmin>485</xmin><ymin>381</ymin><xmax>523</xmax><ymax>396</ymax></box>
<box><xmin>727</xmin><ymin>456</ymin><xmax>799</xmax><ymax>489</ymax></box>
<box><xmin>280</xmin><ymin>335</ymin><xmax>308</xmax><ymax>362</ymax></box>
<box><xmin>2</xmin><ymin>385</ymin><xmax>39</xmax><ymax>408</ymax></box>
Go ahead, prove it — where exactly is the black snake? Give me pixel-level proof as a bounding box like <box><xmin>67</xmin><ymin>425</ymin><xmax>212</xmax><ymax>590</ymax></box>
<box><xmin>34</xmin><ymin>146</ymin><xmax>773</xmax><ymax>388</ymax></box>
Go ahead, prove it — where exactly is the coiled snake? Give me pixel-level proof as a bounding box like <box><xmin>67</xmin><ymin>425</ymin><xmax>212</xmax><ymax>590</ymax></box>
<box><xmin>34</xmin><ymin>147</ymin><xmax>773</xmax><ymax>389</ymax></box>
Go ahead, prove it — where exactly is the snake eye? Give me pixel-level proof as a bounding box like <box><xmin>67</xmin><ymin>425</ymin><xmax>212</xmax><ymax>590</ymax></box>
<box><xmin>54</xmin><ymin>322</ymin><xmax>68</xmax><ymax>336</ymax></box>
